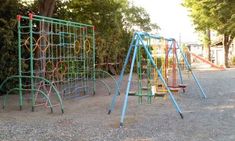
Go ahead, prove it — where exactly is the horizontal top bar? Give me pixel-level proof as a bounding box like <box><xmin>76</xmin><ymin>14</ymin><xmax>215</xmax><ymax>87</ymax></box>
<box><xmin>33</xmin><ymin>14</ymin><xmax>94</xmax><ymax>27</ymax></box>
<box><xmin>135</xmin><ymin>32</ymin><xmax>176</xmax><ymax>41</ymax></box>
<box><xmin>19</xmin><ymin>14</ymin><xmax>94</xmax><ymax>28</ymax></box>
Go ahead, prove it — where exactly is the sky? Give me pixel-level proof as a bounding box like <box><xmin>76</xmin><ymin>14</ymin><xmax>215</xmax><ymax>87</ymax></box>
<box><xmin>132</xmin><ymin>0</ymin><xmax>200</xmax><ymax>43</ymax></box>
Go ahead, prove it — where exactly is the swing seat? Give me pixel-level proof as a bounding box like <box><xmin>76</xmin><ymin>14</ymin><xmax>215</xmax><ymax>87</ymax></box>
<box><xmin>155</xmin><ymin>91</ymin><xmax>166</xmax><ymax>97</ymax></box>
<box><xmin>135</xmin><ymin>94</ymin><xmax>153</xmax><ymax>97</ymax></box>
<box><xmin>178</xmin><ymin>84</ymin><xmax>187</xmax><ymax>88</ymax></box>
<box><xmin>157</xmin><ymin>84</ymin><xmax>163</xmax><ymax>87</ymax></box>
<box><xmin>151</xmin><ymin>85</ymin><xmax>166</xmax><ymax>97</ymax></box>
<box><xmin>157</xmin><ymin>89</ymin><xmax>168</xmax><ymax>93</ymax></box>
<box><xmin>169</xmin><ymin>87</ymin><xmax>180</xmax><ymax>92</ymax></box>
<box><xmin>128</xmin><ymin>91</ymin><xmax>136</xmax><ymax>96</ymax></box>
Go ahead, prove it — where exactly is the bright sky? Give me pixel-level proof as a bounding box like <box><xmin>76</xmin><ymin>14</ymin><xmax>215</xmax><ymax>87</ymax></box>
<box><xmin>132</xmin><ymin>0</ymin><xmax>200</xmax><ymax>43</ymax></box>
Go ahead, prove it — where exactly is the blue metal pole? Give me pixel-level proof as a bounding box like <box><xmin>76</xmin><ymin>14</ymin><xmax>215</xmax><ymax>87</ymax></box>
<box><xmin>137</xmin><ymin>33</ymin><xmax>183</xmax><ymax>118</ymax></box>
<box><xmin>177</xmin><ymin>42</ymin><xmax>207</xmax><ymax>98</ymax></box>
<box><xmin>108</xmin><ymin>33</ymin><xmax>137</xmax><ymax>114</ymax></box>
<box><xmin>120</xmin><ymin>36</ymin><xmax>139</xmax><ymax>126</ymax></box>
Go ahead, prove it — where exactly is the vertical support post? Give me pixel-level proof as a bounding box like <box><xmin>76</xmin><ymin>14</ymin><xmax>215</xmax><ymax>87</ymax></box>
<box><xmin>29</xmin><ymin>13</ymin><xmax>35</xmax><ymax>111</ymax></box>
<box><xmin>173</xmin><ymin>40</ymin><xmax>184</xmax><ymax>85</ymax></box>
<box><xmin>120</xmin><ymin>38</ymin><xmax>139</xmax><ymax>127</ymax></box>
<box><xmin>172</xmin><ymin>41</ymin><xmax>177</xmax><ymax>87</ymax></box>
<box><xmin>82</xmin><ymin>27</ymin><xmax>86</xmax><ymax>94</ymax></box>
<box><xmin>17</xmin><ymin>15</ymin><xmax>23</xmax><ymax>110</ymax></box>
<box><xmin>108</xmin><ymin>34</ymin><xmax>136</xmax><ymax>114</ymax></box>
<box><xmin>85</xmin><ymin>27</ymin><xmax>89</xmax><ymax>94</ymax></box>
<box><xmin>177</xmin><ymin>43</ymin><xmax>207</xmax><ymax>98</ymax></box>
<box><xmin>137</xmin><ymin>44</ymin><xmax>142</xmax><ymax>104</ymax></box>
<box><xmin>147</xmin><ymin>58</ymin><xmax>152</xmax><ymax>104</ymax></box>
<box><xmin>165</xmin><ymin>40</ymin><xmax>169</xmax><ymax>83</ymax></box>
<box><xmin>92</xmin><ymin>26</ymin><xmax>96</xmax><ymax>95</ymax></box>
<box><xmin>146</xmin><ymin>38</ymin><xmax>152</xmax><ymax>104</ymax></box>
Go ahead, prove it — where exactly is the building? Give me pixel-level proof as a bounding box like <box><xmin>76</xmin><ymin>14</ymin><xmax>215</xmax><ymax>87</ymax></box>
<box><xmin>211</xmin><ymin>35</ymin><xmax>235</xmax><ymax>66</ymax></box>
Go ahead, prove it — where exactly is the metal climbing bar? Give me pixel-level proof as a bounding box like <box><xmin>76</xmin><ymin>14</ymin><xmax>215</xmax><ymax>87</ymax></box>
<box><xmin>0</xmin><ymin>13</ymin><xmax>96</xmax><ymax>112</ymax></box>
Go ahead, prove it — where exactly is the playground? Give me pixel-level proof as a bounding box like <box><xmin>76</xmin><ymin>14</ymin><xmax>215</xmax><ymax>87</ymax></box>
<box><xmin>0</xmin><ymin>0</ymin><xmax>235</xmax><ymax>140</ymax></box>
<box><xmin>0</xmin><ymin>11</ymin><xmax>235</xmax><ymax>141</ymax></box>
<box><xmin>0</xmin><ymin>69</ymin><xmax>235</xmax><ymax>141</ymax></box>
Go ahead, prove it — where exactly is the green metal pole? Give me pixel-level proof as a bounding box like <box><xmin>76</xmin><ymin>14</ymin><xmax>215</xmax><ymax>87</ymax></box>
<box><xmin>92</xmin><ymin>26</ymin><xmax>96</xmax><ymax>95</ymax></box>
<box><xmin>1</xmin><ymin>75</ymin><xmax>64</xmax><ymax>113</ymax></box>
<box><xmin>33</xmin><ymin>14</ymin><xmax>93</xmax><ymax>28</ymax></box>
<box><xmin>17</xmin><ymin>15</ymin><xmax>23</xmax><ymax>110</ymax></box>
<box><xmin>29</xmin><ymin>13</ymin><xmax>35</xmax><ymax>112</ymax></box>
<box><xmin>146</xmin><ymin>39</ymin><xmax>152</xmax><ymax>104</ymax></box>
<box><xmin>137</xmin><ymin>46</ymin><xmax>143</xmax><ymax>104</ymax></box>
<box><xmin>82</xmin><ymin>27</ymin><xmax>87</xmax><ymax>94</ymax></box>
<box><xmin>147</xmin><ymin>58</ymin><xmax>152</xmax><ymax>103</ymax></box>
<box><xmin>85</xmin><ymin>28</ymin><xmax>89</xmax><ymax>94</ymax></box>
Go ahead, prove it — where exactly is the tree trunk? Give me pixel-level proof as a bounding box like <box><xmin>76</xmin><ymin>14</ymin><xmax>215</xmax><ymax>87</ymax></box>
<box><xmin>223</xmin><ymin>34</ymin><xmax>234</xmax><ymax>68</ymax></box>
<box><xmin>207</xmin><ymin>29</ymin><xmax>211</xmax><ymax>61</ymax></box>
<box><xmin>223</xmin><ymin>34</ymin><xmax>229</xmax><ymax>67</ymax></box>
<box><xmin>36</xmin><ymin>0</ymin><xmax>56</xmax><ymax>76</ymax></box>
<box><xmin>204</xmin><ymin>29</ymin><xmax>211</xmax><ymax>61</ymax></box>
<box><xmin>224</xmin><ymin>44</ymin><xmax>229</xmax><ymax>68</ymax></box>
<box><xmin>39</xmin><ymin>0</ymin><xmax>56</xmax><ymax>17</ymax></box>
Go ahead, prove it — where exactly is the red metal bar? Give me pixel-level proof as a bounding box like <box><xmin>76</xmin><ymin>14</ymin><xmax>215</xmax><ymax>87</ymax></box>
<box><xmin>190</xmin><ymin>52</ymin><xmax>225</xmax><ymax>70</ymax></box>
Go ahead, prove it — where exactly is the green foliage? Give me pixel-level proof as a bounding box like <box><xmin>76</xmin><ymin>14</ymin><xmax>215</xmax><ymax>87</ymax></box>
<box><xmin>0</xmin><ymin>0</ymin><xmax>160</xmax><ymax>90</ymax></box>
<box><xmin>123</xmin><ymin>5</ymin><xmax>160</xmax><ymax>32</ymax></box>
<box><xmin>183</xmin><ymin>0</ymin><xmax>235</xmax><ymax>40</ymax></box>
<box><xmin>183</xmin><ymin>0</ymin><xmax>235</xmax><ymax>67</ymax></box>
<box><xmin>62</xmin><ymin>0</ymin><xmax>159</xmax><ymax>72</ymax></box>
<box><xmin>0</xmin><ymin>0</ymin><xmax>32</xmax><ymax>93</ymax></box>
<box><xmin>232</xmin><ymin>56</ymin><xmax>235</xmax><ymax>65</ymax></box>
<box><xmin>0</xmin><ymin>0</ymin><xmax>19</xmax><ymax>91</ymax></box>
<box><xmin>182</xmin><ymin>0</ymin><xmax>213</xmax><ymax>31</ymax></box>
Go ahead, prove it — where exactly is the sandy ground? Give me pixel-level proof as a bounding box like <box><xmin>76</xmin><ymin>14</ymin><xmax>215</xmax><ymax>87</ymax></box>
<box><xmin>0</xmin><ymin>69</ymin><xmax>235</xmax><ymax>141</ymax></box>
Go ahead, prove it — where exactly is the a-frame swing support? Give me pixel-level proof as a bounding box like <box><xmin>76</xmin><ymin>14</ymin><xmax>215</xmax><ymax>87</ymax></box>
<box><xmin>108</xmin><ymin>32</ymin><xmax>206</xmax><ymax>127</ymax></box>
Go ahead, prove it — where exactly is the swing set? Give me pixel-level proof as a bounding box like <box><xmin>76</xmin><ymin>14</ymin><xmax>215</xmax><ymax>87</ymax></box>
<box><xmin>108</xmin><ymin>32</ymin><xmax>206</xmax><ymax>127</ymax></box>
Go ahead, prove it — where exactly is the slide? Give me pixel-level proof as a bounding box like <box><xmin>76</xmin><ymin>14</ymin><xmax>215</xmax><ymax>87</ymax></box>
<box><xmin>190</xmin><ymin>52</ymin><xmax>225</xmax><ymax>70</ymax></box>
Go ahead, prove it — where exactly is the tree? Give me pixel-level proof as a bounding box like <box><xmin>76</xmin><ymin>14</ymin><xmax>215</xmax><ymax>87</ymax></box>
<box><xmin>182</xmin><ymin>0</ymin><xmax>214</xmax><ymax>61</ymax></box>
<box><xmin>183</xmin><ymin>0</ymin><xmax>235</xmax><ymax>67</ymax></box>
<box><xmin>0</xmin><ymin>0</ymin><xmax>59</xmax><ymax>90</ymax></box>
<box><xmin>211</xmin><ymin>0</ymin><xmax>235</xmax><ymax>67</ymax></box>
<box><xmin>66</xmin><ymin>0</ymin><xmax>159</xmax><ymax>71</ymax></box>
<box><xmin>0</xmin><ymin>0</ymin><xmax>27</xmax><ymax>93</ymax></box>
<box><xmin>122</xmin><ymin>5</ymin><xmax>160</xmax><ymax>32</ymax></box>
<box><xmin>38</xmin><ymin>0</ymin><xmax>56</xmax><ymax>17</ymax></box>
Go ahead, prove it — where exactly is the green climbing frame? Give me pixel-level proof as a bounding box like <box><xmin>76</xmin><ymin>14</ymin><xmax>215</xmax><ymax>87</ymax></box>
<box><xmin>0</xmin><ymin>13</ymin><xmax>96</xmax><ymax>112</ymax></box>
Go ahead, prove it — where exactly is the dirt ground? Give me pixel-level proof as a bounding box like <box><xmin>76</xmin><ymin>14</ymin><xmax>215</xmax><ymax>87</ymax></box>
<box><xmin>0</xmin><ymin>69</ymin><xmax>235</xmax><ymax>141</ymax></box>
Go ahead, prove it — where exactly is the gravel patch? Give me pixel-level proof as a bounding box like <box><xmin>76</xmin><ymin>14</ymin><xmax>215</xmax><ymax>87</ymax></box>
<box><xmin>0</xmin><ymin>69</ymin><xmax>235</xmax><ymax>141</ymax></box>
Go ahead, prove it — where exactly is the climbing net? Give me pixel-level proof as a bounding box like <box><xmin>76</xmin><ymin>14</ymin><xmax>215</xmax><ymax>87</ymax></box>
<box><xmin>1</xmin><ymin>14</ymin><xmax>95</xmax><ymax>112</ymax></box>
